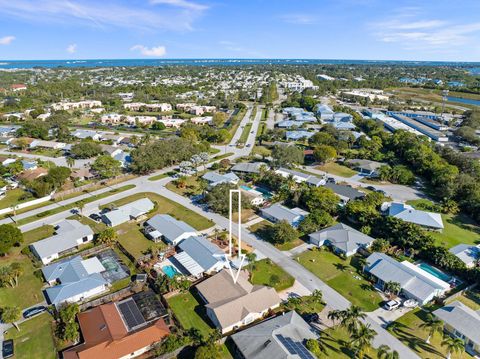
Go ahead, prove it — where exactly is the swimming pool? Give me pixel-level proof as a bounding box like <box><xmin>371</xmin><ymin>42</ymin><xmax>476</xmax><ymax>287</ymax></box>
<box><xmin>418</xmin><ymin>263</ymin><xmax>451</xmax><ymax>282</ymax></box>
<box><xmin>162</xmin><ymin>265</ymin><xmax>179</xmax><ymax>278</ymax></box>
<box><xmin>240</xmin><ymin>185</ymin><xmax>272</xmax><ymax>199</ymax></box>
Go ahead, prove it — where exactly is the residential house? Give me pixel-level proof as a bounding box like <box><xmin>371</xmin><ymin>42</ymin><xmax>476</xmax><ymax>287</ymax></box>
<box><xmin>30</xmin><ymin>220</ymin><xmax>94</xmax><ymax>264</ymax></box>
<box><xmin>230</xmin><ymin>311</ymin><xmax>317</xmax><ymax>359</ymax></box>
<box><xmin>277</xmin><ymin>120</ymin><xmax>305</xmax><ymax>129</ymax></box>
<box><xmin>324</xmin><ymin>183</ymin><xmax>365</xmax><ymax>204</ymax></box>
<box><xmin>285</xmin><ymin>131</ymin><xmax>315</xmax><ymax>141</ymax></box>
<box><xmin>63</xmin><ymin>292</ymin><xmax>170</xmax><ymax>359</ymax></box>
<box><xmin>157</xmin><ymin>118</ymin><xmax>186</xmax><ymax>128</ymax></box>
<box><xmin>231</xmin><ymin>162</ymin><xmax>265</xmax><ymax>176</ymax></box>
<box><xmin>52</xmin><ymin>100</ymin><xmax>102</xmax><ymax>111</ymax></box>
<box><xmin>42</xmin><ymin>256</ymin><xmax>108</xmax><ymax>307</ymax></box>
<box><xmin>202</xmin><ymin>171</ymin><xmax>239</xmax><ymax>188</ymax></box>
<box><xmin>101</xmin><ymin>144</ymin><xmax>123</xmax><ymax>157</ymax></box>
<box><xmin>309</xmin><ymin>223</ymin><xmax>375</xmax><ymax>257</ymax></box>
<box><xmin>0</xmin><ymin>125</ymin><xmax>20</xmax><ymax>137</ymax></box>
<box><xmin>101</xmin><ymin>133</ymin><xmax>125</xmax><ymax>145</ymax></box>
<box><xmin>240</xmin><ymin>186</ymin><xmax>265</xmax><ymax>206</ymax></box>
<box><xmin>10</xmin><ymin>84</ymin><xmax>27</xmax><ymax>92</ymax></box>
<box><xmin>102</xmin><ymin>198</ymin><xmax>154</xmax><ymax>227</ymax></box>
<box><xmin>71</xmin><ymin>129</ymin><xmax>102</xmax><ymax>141</ymax></box>
<box><xmin>195</xmin><ymin>270</ymin><xmax>281</xmax><ymax>334</ymax></box>
<box><xmin>113</xmin><ymin>151</ymin><xmax>132</xmax><ymax>168</ymax></box>
<box><xmin>344</xmin><ymin>158</ymin><xmax>384</xmax><ymax>176</ymax></box>
<box><xmin>21</xmin><ymin>159</ymin><xmax>38</xmax><ymax>170</ymax></box>
<box><xmin>315</xmin><ymin>104</ymin><xmax>335</xmax><ymax>120</ymax></box>
<box><xmin>364</xmin><ymin>252</ymin><xmax>450</xmax><ymax>305</ymax></box>
<box><xmin>71</xmin><ymin>167</ymin><xmax>96</xmax><ymax>181</ymax></box>
<box><xmin>190</xmin><ymin>116</ymin><xmax>213</xmax><ymax>125</ymax></box>
<box><xmin>172</xmin><ymin>236</ymin><xmax>226</xmax><ymax>278</ymax></box>
<box><xmin>433</xmin><ymin>301</ymin><xmax>480</xmax><ymax>357</ymax></box>
<box><xmin>381</xmin><ymin>202</ymin><xmax>444</xmax><ymax>231</ymax></box>
<box><xmin>29</xmin><ymin>139</ymin><xmax>67</xmax><ymax>150</ymax></box>
<box><xmin>449</xmin><ymin>244</ymin><xmax>480</xmax><ymax>268</ymax></box>
<box><xmin>274</xmin><ymin>167</ymin><xmax>325</xmax><ymax>186</ymax></box>
<box><xmin>261</xmin><ymin>203</ymin><xmax>308</xmax><ymax>227</ymax></box>
<box><xmin>143</xmin><ymin>214</ymin><xmax>196</xmax><ymax>245</ymax></box>
<box><xmin>17</xmin><ymin>167</ymin><xmax>48</xmax><ymax>182</ymax></box>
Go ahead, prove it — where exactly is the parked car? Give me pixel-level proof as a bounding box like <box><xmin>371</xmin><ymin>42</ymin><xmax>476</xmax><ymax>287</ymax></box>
<box><xmin>100</xmin><ymin>208</ymin><xmax>111</xmax><ymax>215</ymax></box>
<box><xmin>2</xmin><ymin>339</ymin><xmax>14</xmax><ymax>359</ymax></box>
<box><xmin>22</xmin><ymin>306</ymin><xmax>46</xmax><ymax>319</ymax></box>
<box><xmin>366</xmin><ymin>186</ymin><xmax>376</xmax><ymax>191</ymax></box>
<box><xmin>383</xmin><ymin>299</ymin><xmax>401</xmax><ymax>311</ymax></box>
<box><xmin>301</xmin><ymin>313</ymin><xmax>319</xmax><ymax>323</ymax></box>
<box><xmin>89</xmin><ymin>213</ymin><xmax>102</xmax><ymax>222</ymax></box>
<box><xmin>326</xmin><ymin>177</ymin><xmax>336</xmax><ymax>183</ymax></box>
<box><xmin>246</xmin><ymin>144</ymin><xmax>251</xmax><ymax>147</ymax></box>
<box><xmin>376</xmin><ymin>189</ymin><xmax>387</xmax><ymax>195</ymax></box>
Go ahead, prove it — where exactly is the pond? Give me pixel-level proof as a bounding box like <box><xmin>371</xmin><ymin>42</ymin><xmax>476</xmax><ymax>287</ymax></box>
<box><xmin>447</xmin><ymin>96</ymin><xmax>480</xmax><ymax>106</ymax></box>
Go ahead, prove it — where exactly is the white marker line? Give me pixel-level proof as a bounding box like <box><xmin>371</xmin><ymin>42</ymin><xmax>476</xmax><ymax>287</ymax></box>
<box><xmin>224</xmin><ymin>189</ymin><xmax>245</xmax><ymax>283</ymax></box>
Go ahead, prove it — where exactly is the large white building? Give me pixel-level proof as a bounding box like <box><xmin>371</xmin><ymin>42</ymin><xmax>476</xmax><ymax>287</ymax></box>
<box><xmin>52</xmin><ymin>100</ymin><xmax>102</xmax><ymax>111</ymax></box>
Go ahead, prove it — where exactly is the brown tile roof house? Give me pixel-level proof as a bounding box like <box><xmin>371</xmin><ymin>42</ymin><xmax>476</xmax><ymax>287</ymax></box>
<box><xmin>63</xmin><ymin>297</ymin><xmax>170</xmax><ymax>359</ymax></box>
<box><xmin>196</xmin><ymin>270</ymin><xmax>281</xmax><ymax>334</ymax></box>
<box><xmin>71</xmin><ymin>167</ymin><xmax>96</xmax><ymax>180</ymax></box>
<box><xmin>17</xmin><ymin>167</ymin><xmax>48</xmax><ymax>182</ymax></box>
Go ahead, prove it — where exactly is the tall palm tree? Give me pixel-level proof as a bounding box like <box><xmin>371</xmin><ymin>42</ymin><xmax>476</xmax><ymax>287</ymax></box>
<box><xmin>350</xmin><ymin>323</ymin><xmax>376</xmax><ymax>358</ymax></box>
<box><xmin>441</xmin><ymin>335</ymin><xmax>464</xmax><ymax>359</ymax></box>
<box><xmin>419</xmin><ymin>314</ymin><xmax>443</xmax><ymax>344</ymax></box>
<box><xmin>327</xmin><ymin>309</ymin><xmax>342</xmax><ymax>325</ymax></box>
<box><xmin>66</xmin><ymin>156</ymin><xmax>75</xmax><ymax>168</ymax></box>
<box><xmin>245</xmin><ymin>252</ymin><xmax>257</xmax><ymax>279</ymax></box>
<box><xmin>342</xmin><ymin>305</ymin><xmax>367</xmax><ymax>334</ymax></box>
<box><xmin>377</xmin><ymin>344</ymin><xmax>399</xmax><ymax>359</ymax></box>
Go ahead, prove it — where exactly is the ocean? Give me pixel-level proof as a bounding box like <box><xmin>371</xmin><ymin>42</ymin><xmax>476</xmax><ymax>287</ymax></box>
<box><xmin>0</xmin><ymin>59</ymin><xmax>480</xmax><ymax>69</ymax></box>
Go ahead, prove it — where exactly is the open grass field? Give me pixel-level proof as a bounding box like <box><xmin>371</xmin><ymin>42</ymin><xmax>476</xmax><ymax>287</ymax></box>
<box><xmin>167</xmin><ymin>291</ymin><xmax>214</xmax><ymax>337</ymax></box>
<box><xmin>297</xmin><ymin>249</ymin><xmax>382</xmax><ymax>311</ymax></box>
<box><xmin>250</xmin><ymin>258</ymin><xmax>295</xmax><ymax>291</ymax></box>
<box><xmin>4</xmin><ymin>313</ymin><xmax>56</xmax><ymax>359</ymax></box>
<box><xmin>389</xmin><ymin>307</ymin><xmax>468</xmax><ymax>359</ymax></box>
<box><xmin>316</xmin><ymin>162</ymin><xmax>357</xmax><ymax>178</ymax></box>
<box><xmin>166</xmin><ymin>175</ymin><xmax>203</xmax><ymax>197</ymax></box>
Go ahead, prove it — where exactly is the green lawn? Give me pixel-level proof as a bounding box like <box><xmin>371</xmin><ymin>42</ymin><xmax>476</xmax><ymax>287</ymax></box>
<box><xmin>321</xmin><ymin>326</ymin><xmax>379</xmax><ymax>359</ymax></box>
<box><xmin>389</xmin><ymin>308</ymin><xmax>469</xmax><ymax>359</ymax></box>
<box><xmin>237</xmin><ymin>123</ymin><xmax>252</xmax><ymax>146</ymax></box>
<box><xmin>249</xmin><ymin>220</ymin><xmax>305</xmax><ymax>251</ymax></box>
<box><xmin>316</xmin><ymin>162</ymin><xmax>357</xmax><ymax>178</ymax></box>
<box><xmin>431</xmin><ymin>213</ymin><xmax>480</xmax><ymax>248</ymax></box>
<box><xmin>148</xmin><ymin>173</ymin><xmax>168</xmax><ymax>181</ymax></box>
<box><xmin>4</xmin><ymin>313</ymin><xmax>56</xmax><ymax>359</ymax></box>
<box><xmin>250</xmin><ymin>259</ymin><xmax>295</xmax><ymax>291</ymax></box>
<box><xmin>297</xmin><ymin>249</ymin><xmax>382</xmax><ymax>311</ymax></box>
<box><xmin>447</xmin><ymin>289</ymin><xmax>480</xmax><ymax>310</ymax></box>
<box><xmin>166</xmin><ymin>175</ymin><xmax>203</xmax><ymax>196</ymax></box>
<box><xmin>117</xmin><ymin>222</ymin><xmax>166</xmax><ymax>258</ymax></box>
<box><xmin>167</xmin><ymin>291</ymin><xmax>214</xmax><ymax>337</ymax></box>
<box><xmin>0</xmin><ymin>188</ymin><xmax>30</xmax><ymax>209</ymax></box>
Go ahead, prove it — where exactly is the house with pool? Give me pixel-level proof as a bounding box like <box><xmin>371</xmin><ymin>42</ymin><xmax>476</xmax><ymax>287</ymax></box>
<box><xmin>364</xmin><ymin>252</ymin><xmax>451</xmax><ymax>305</ymax></box>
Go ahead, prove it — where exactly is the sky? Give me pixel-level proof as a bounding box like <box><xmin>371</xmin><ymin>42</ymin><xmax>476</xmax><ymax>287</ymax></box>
<box><xmin>0</xmin><ymin>0</ymin><xmax>479</xmax><ymax>61</ymax></box>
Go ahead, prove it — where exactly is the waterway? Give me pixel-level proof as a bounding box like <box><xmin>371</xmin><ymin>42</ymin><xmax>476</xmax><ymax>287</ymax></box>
<box><xmin>447</xmin><ymin>96</ymin><xmax>480</xmax><ymax>107</ymax></box>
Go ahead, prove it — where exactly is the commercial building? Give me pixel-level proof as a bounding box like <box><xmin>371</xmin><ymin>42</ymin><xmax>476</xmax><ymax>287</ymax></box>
<box><xmin>387</xmin><ymin>113</ymin><xmax>448</xmax><ymax>142</ymax></box>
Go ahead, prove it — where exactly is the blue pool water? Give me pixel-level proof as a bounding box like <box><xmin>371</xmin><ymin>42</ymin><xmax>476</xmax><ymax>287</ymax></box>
<box><xmin>418</xmin><ymin>263</ymin><xmax>451</xmax><ymax>282</ymax></box>
<box><xmin>240</xmin><ymin>185</ymin><xmax>273</xmax><ymax>199</ymax></box>
<box><xmin>240</xmin><ymin>185</ymin><xmax>252</xmax><ymax>191</ymax></box>
<box><xmin>162</xmin><ymin>265</ymin><xmax>179</xmax><ymax>278</ymax></box>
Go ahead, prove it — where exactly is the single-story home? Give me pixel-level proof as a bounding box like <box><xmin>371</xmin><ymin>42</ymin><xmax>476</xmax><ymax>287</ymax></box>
<box><xmin>202</xmin><ymin>171</ymin><xmax>239</xmax><ymax>188</ymax></box>
<box><xmin>29</xmin><ymin>139</ymin><xmax>66</xmax><ymax>150</ymax></box>
<box><xmin>0</xmin><ymin>125</ymin><xmax>20</xmax><ymax>137</ymax></box>
<box><xmin>309</xmin><ymin>223</ymin><xmax>375</xmax><ymax>257</ymax></box>
<box><xmin>449</xmin><ymin>244</ymin><xmax>480</xmax><ymax>268</ymax></box>
<box><xmin>71</xmin><ymin>129</ymin><xmax>102</xmax><ymax>141</ymax></box>
<box><xmin>381</xmin><ymin>202</ymin><xmax>444</xmax><ymax>231</ymax></box>
<box><xmin>71</xmin><ymin>167</ymin><xmax>96</xmax><ymax>181</ymax></box>
<box><xmin>364</xmin><ymin>252</ymin><xmax>450</xmax><ymax>305</ymax></box>
<box><xmin>433</xmin><ymin>301</ymin><xmax>480</xmax><ymax>357</ymax></box>
<box><xmin>285</xmin><ymin>131</ymin><xmax>315</xmax><ymax>141</ymax></box>
<box><xmin>324</xmin><ymin>183</ymin><xmax>365</xmax><ymax>204</ymax></box>
<box><xmin>230</xmin><ymin>311</ymin><xmax>317</xmax><ymax>359</ymax></box>
<box><xmin>30</xmin><ymin>220</ymin><xmax>94</xmax><ymax>264</ymax></box>
<box><xmin>344</xmin><ymin>158</ymin><xmax>384</xmax><ymax>176</ymax></box>
<box><xmin>102</xmin><ymin>198</ymin><xmax>154</xmax><ymax>227</ymax></box>
<box><xmin>231</xmin><ymin>162</ymin><xmax>266</xmax><ymax>176</ymax></box>
<box><xmin>172</xmin><ymin>236</ymin><xmax>226</xmax><ymax>278</ymax></box>
<box><xmin>21</xmin><ymin>159</ymin><xmax>38</xmax><ymax>170</ymax></box>
<box><xmin>42</xmin><ymin>256</ymin><xmax>108</xmax><ymax>307</ymax></box>
<box><xmin>274</xmin><ymin>167</ymin><xmax>325</xmax><ymax>186</ymax></box>
<box><xmin>143</xmin><ymin>214</ymin><xmax>196</xmax><ymax>245</ymax></box>
<box><xmin>261</xmin><ymin>204</ymin><xmax>308</xmax><ymax>227</ymax></box>
<box><xmin>195</xmin><ymin>270</ymin><xmax>281</xmax><ymax>334</ymax></box>
<box><xmin>16</xmin><ymin>167</ymin><xmax>48</xmax><ymax>182</ymax></box>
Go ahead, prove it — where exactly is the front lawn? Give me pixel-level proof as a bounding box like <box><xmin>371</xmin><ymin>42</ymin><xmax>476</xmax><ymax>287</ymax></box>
<box><xmin>316</xmin><ymin>162</ymin><xmax>357</xmax><ymax>178</ymax></box>
<box><xmin>4</xmin><ymin>313</ymin><xmax>56</xmax><ymax>359</ymax></box>
<box><xmin>321</xmin><ymin>326</ymin><xmax>379</xmax><ymax>359</ymax></box>
<box><xmin>167</xmin><ymin>291</ymin><xmax>214</xmax><ymax>337</ymax></box>
<box><xmin>166</xmin><ymin>175</ymin><xmax>203</xmax><ymax>197</ymax></box>
<box><xmin>389</xmin><ymin>308</ymin><xmax>468</xmax><ymax>359</ymax></box>
<box><xmin>431</xmin><ymin>213</ymin><xmax>480</xmax><ymax>248</ymax></box>
<box><xmin>0</xmin><ymin>188</ymin><xmax>30</xmax><ymax>209</ymax></box>
<box><xmin>296</xmin><ymin>249</ymin><xmax>382</xmax><ymax>311</ymax></box>
<box><xmin>249</xmin><ymin>259</ymin><xmax>294</xmax><ymax>291</ymax></box>
<box><xmin>249</xmin><ymin>220</ymin><xmax>305</xmax><ymax>251</ymax></box>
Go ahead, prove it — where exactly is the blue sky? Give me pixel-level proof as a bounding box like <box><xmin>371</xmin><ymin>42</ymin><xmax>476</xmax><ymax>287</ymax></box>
<box><xmin>0</xmin><ymin>0</ymin><xmax>479</xmax><ymax>61</ymax></box>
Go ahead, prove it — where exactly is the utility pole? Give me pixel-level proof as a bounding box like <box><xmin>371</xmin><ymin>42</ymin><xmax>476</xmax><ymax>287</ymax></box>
<box><xmin>441</xmin><ymin>89</ymin><xmax>449</xmax><ymax>122</ymax></box>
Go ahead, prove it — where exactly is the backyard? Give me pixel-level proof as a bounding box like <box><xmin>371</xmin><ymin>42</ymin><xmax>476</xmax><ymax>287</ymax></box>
<box><xmin>249</xmin><ymin>258</ymin><xmax>295</xmax><ymax>291</ymax></box>
<box><xmin>116</xmin><ymin>222</ymin><xmax>166</xmax><ymax>259</ymax></box>
<box><xmin>0</xmin><ymin>188</ymin><xmax>31</xmax><ymax>209</ymax></box>
<box><xmin>316</xmin><ymin>162</ymin><xmax>357</xmax><ymax>178</ymax></box>
<box><xmin>296</xmin><ymin>249</ymin><xmax>382</xmax><ymax>311</ymax></box>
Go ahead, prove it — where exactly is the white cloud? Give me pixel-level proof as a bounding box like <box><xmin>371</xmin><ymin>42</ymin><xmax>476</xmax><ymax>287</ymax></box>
<box><xmin>0</xmin><ymin>35</ymin><xmax>15</xmax><ymax>45</ymax></box>
<box><xmin>0</xmin><ymin>0</ymin><xmax>207</xmax><ymax>32</ymax></box>
<box><xmin>130</xmin><ymin>45</ymin><xmax>166</xmax><ymax>57</ymax></box>
<box><xmin>280</xmin><ymin>14</ymin><xmax>316</xmax><ymax>25</ymax></box>
<box><xmin>66</xmin><ymin>43</ymin><xmax>77</xmax><ymax>54</ymax></box>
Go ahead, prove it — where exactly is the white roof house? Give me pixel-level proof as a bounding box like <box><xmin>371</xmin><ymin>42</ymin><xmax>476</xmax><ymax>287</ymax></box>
<box><xmin>29</xmin><ymin>139</ymin><xmax>67</xmax><ymax>150</ymax></box>
<box><xmin>144</xmin><ymin>214</ymin><xmax>196</xmax><ymax>245</ymax></box>
<box><xmin>364</xmin><ymin>252</ymin><xmax>450</xmax><ymax>305</ymax></box>
<box><xmin>102</xmin><ymin>198</ymin><xmax>154</xmax><ymax>227</ymax></box>
<box><xmin>382</xmin><ymin>202</ymin><xmax>444</xmax><ymax>230</ymax></box>
<box><xmin>202</xmin><ymin>171</ymin><xmax>239</xmax><ymax>187</ymax></box>
<box><xmin>261</xmin><ymin>204</ymin><xmax>308</xmax><ymax>228</ymax></box>
<box><xmin>449</xmin><ymin>244</ymin><xmax>480</xmax><ymax>268</ymax></box>
<box><xmin>30</xmin><ymin>220</ymin><xmax>94</xmax><ymax>265</ymax></box>
<box><xmin>71</xmin><ymin>129</ymin><xmax>102</xmax><ymax>141</ymax></box>
<box><xmin>274</xmin><ymin>167</ymin><xmax>325</xmax><ymax>186</ymax></box>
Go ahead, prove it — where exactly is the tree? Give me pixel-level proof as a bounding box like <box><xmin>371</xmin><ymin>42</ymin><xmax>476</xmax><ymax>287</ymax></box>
<box><xmin>0</xmin><ymin>224</ymin><xmax>23</xmax><ymax>255</ymax></box>
<box><xmin>306</xmin><ymin>338</ymin><xmax>326</xmax><ymax>357</ymax></box>
<box><xmin>349</xmin><ymin>323</ymin><xmax>376</xmax><ymax>358</ymax></box>
<box><xmin>298</xmin><ymin>210</ymin><xmax>334</xmax><ymax>233</ymax></box>
<box><xmin>1</xmin><ymin>306</ymin><xmax>21</xmax><ymax>331</ymax></box>
<box><xmin>441</xmin><ymin>335</ymin><xmax>464</xmax><ymax>359</ymax></box>
<box><xmin>91</xmin><ymin>155</ymin><xmax>122</xmax><ymax>178</ymax></box>
<box><xmin>371</xmin><ymin>238</ymin><xmax>391</xmax><ymax>253</ymax></box>
<box><xmin>377</xmin><ymin>345</ymin><xmax>399</xmax><ymax>359</ymax></box>
<box><xmin>66</xmin><ymin>156</ymin><xmax>75</xmax><ymax>168</ymax></box>
<box><xmin>301</xmin><ymin>186</ymin><xmax>339</xmax><ymax>214</ymax></box>
<box><xmin>269</xmin><ymin>220</ymin><xmax>299</xmax><ymax>245</ymax></box>
<box><xmin>194</xmin><ymin>343</ymin><xmax>219</xmax><ymax>359</ymax></box>
<box><xmin>271</xmin><ymin>145</ymin><xmax>304</xmax><ymax>167</ymax></box>
<box><xmin>96</xmin><ymin>228</ymin><xmax>118</xmax><ymax>245</ymax></box>
<box><xmin>313</xmin><ymin>145</ymin><xmax>337</xmax><ymax>164</ymax></box>
<box><xmin>151</xmin><ymin>121</ymin><xmax>166</xmax><ymax>131</ymax></box>
<box><xmin>245</xmin><ymin>252</ymin><xmax>257</xmax><ymax>279</ymax></box>
<box><xmin>383</xmin><ymin>281</ymin><xmax>401</xmax><ymax>296</ymax></box>
<box><xmin>419</xmin><ymin>313</ymin><xmax>443</xmax><ymax>343</ymax></box>
<box><xmin>204</xmin><ymin>183</ymin><xmax>250</xmax><ymax>216</ymax></box>
<box><xmin>45</xmin><ymin>166</ymin><xmax>71</xmax><ymax>189</ymax></box>
<box><xmin>71</xmin><ymin>141</ymin><xmax>103</xmax><ymax>159</ymax></box>
<box><xmin>329</xmin><ymin>305</ymin><xmax>367</xmax><ymax>334</ymax></box>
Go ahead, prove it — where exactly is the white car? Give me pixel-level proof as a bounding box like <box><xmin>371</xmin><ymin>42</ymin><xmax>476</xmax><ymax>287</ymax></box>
<box><xmin>383</xmin><ymin>299</ymin><xmax>401</xmax><ymax>311</ymax></box>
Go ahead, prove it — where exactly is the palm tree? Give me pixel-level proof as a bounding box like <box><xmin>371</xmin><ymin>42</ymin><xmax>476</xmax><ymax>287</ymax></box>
<box><xmin>66</xmin><ymin>156</ymin><xmax>75</xmax><ymax>168</ymax></box>
<box><xmin>384</xmin><ymin>281</ymin><xmax>401</xmax><ymax>296</ymax></box>
<box><xmin>441</xmin><ymin>335</ymin><xmax>464</xmax><ymax>359</ymax></box>
<box><xmin>342</xmin><ymin>305</ymin><xmax>367</xmax><ymax>334</ymax></box>
<box><xmin>419</xmin><ymin>314</ymin><xmax>443</xmax><ymax>344</ymax></box>
<box><xmin>377</xmin><ymin>344</ymin><xmax>399</xmax><ymax>359</ymax></box>
<box><xmin>327</xmin><ymin>309</ymin><xmax>342</xmax><ymax>325</ymax></box>
<box><xmin>350</xmin><ymin>323</ymin><xmax>376</xmax><ymax>358</ymax></box>
<box><xmin>311</xmin><ymin>289</ymin><xmax>323</xmax><ymax>304</ymax></box>
<box><xmin>245</xmin><ymin>252</ymin><xmax>257</xmax><ymax>279</ymax></box>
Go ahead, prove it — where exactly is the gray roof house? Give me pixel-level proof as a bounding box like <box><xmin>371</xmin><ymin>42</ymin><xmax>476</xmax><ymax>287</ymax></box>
<box><xmin>275</xmin><ymin>167</ymin><xmax>325</xmax><ymax>187</ymax></box>
<box><xmin>309</xmin><ymin>223</ymin><xmax>375</xmax><ymax>257</ymax></box>
<box><xmin>344</xmin><ymin>158</ymin><xmax>384</xmax><ymax>176</ymax></box>
<box><xmin>364</xmin><ymin>252</ymin><xmax>450</xmax><ymax>305</ymax></box>
<box><xmin>102</xmin><ymin>198</ymin><xmax>154</xmax><ymax>227</ymax></box>
<box><xmin>324</xmin><ymin>183</ymin><xmax>365</xmax><ymax>204</ymax></box>
<box><xmin>261</xmin><ymin>204</ymin><xmax>309</xmax><ymax>228</ymax></box>
<box><xmin>230</xmin><ymin>311</ymin><xmax>317</xmax><ymax>359</ymax></box>
<box><xmin>231</xmin><ymin>162</ymin><xmax>265</xmax><ymax>175</ymax></box>
<box><xmin>449</xmin><ymin>244</ymin><xmax>480</xmax><ymax>268</ymax></box>
<box><xmin>172</xmin><ymin>236</ymin><xmax>226</xmax><ymax>277</ymax></box>
<box><xmin>144</xmin><ymin>214</ymin><xmax>197</xmax><ymax>245</ymax></box>
<box><xmin>202</xmin><ymin>171</ymin><xmax>239</xmax><ymax>187</ymax></box>
<box><xmin>433</xmin><ymin>301</ymin><xmax>480</xmax><ymax>356</ymax></box>
<box><xmin>30</xmin><ymin>220</ymin><xmax>94</xmax><ymax>265</ymax></box>
<box><xmin>42</xmin><ymin>256</ymin><xmax>108</xmax><ymax>307</ymax></box>
<box><xmin>71</xmin><ymin>129</ymin><xmax>102</xmax><ymax>140</ymax></box>
<box><xmin>382</xmin><ymin>202</ymin><xmax>444</xmax><ymax>230</ymax></box>
<box><xmin>196</xmin><ymin>270</ymin><xmax>281</xmax><ymax>334</ymax></box>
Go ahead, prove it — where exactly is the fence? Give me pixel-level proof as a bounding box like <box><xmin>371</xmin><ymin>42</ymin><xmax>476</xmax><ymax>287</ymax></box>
<box><xmin>0</xmin><ymin>194</ymin><xmax>52</xmax><ymax>216</ymax></box>
<box><xmin>52</xmin><ymin>173</ymin><xmax>132</xmax><ymax>199</ymax></box>
<box><xmin>444</xmin><ymin>282</ymin><xmax>478</xmax><ymax>303</ymax></box>
<box><xmin>78</xmin><ymin>286</ymin><xmax>136</xmax><ymax>311</ymax></box>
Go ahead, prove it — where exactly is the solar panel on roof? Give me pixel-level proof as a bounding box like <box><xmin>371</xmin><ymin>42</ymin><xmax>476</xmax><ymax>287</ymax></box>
<box><xmin>276</xmin><ymin>334</ymin><xmax>315</xmax><ymax>359</ymax></box>
<box><xmin>118</xmin><ymin>298</ymin><xmax>146</xmax><ymax>331</ymax></box>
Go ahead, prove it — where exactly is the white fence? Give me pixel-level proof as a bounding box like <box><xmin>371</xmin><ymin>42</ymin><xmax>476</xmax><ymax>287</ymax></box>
<box><xmin>0</xmin><ymin>194</ymin><xmax>52</xmax><ymax>216</ymax></box>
